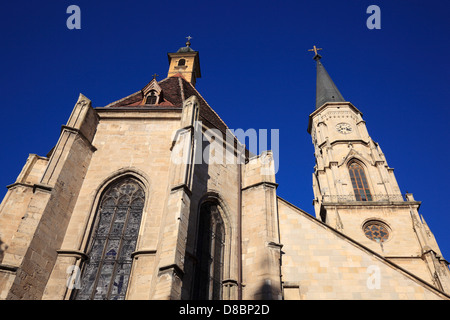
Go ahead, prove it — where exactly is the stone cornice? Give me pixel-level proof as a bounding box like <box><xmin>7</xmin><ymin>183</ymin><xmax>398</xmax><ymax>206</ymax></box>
<box><xmin>241</xmin><ymin>181</ymin><xmax>278</xmax><ymax>192</ymax></box>
<box><xmin>33</xmin><ymin>183</ymin><xmax>53</xmax><ymax>194</ymax></box>
<box><xmin>60</xmin><ymin>125</ymin><xmax>97</xmax><ymax>153</ymax></box>
<box><xmin>307</xmin><ymin>102</ymin><xmax>362</xmax><ymax>134</ymax></box>
<box><xmin>95</xmin><ymin>108</ymin><xmax>182</xmax><ymax>121</ymax></box>
<box><xmin>321</xmin><ymin>200</ymin><xmax>422</xmax><ymax>209</ymax></box>
<box><xmin>158</xmin><ymin>263</ymin><xmax>184</xmax><ymax>280</ymax></box>
<box><xmin>56</xmin><ymin>249</ymin><xmax>89</xmax><ymax>261</ymax></box>
<box><xmin>318</xmin><ymin>139</ymin><xmax>370</xmax><ymax>150</ymax></box>
<box><xmin>6</xmin><ymin>182</ymin><xmax>34</xmax><ymax>190</ymax></box>
<box><xmin>131</xmin><ymin>249</ymin><xmax>157</xmax><ymax>259</ymax></box>
<box><xmin>0</xmin><ymin>263</ymin><xmax>18</xmax><ymax>273</ymax></box>
<box><xmin>170</xmin><ymin>183</ymin><xmax>193</xmax><ymax>197</ymax></box>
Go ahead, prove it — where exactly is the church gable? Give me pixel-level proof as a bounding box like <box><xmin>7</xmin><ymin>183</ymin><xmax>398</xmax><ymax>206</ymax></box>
<box><xmin>338</xmin><ymin>147</ymin><xmax>373</xmax><ymax>168</ymax></box>
<box><xmin>99</xmin><ymin>73</ymin><xmax>228</xmax><ymax>134</ymax></box>
<box><xmin>277</xmin><ymin>197</ymin><xmax>449</xmax><ymax>300</ymax></box>
<box><xmin>102</xmin><ymin>76</ymin><xmax>182</xmax><ymax>108</ymax></box>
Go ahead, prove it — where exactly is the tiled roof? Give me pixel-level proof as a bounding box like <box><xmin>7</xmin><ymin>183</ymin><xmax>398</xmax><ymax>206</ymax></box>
<box><xmin>102</xmin><ymin>74</ymin><xmax>229</xmax><ymax>134</ymax></box>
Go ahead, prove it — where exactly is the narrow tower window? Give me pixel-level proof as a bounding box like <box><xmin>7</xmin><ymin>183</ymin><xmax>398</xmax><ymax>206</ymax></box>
<box><xmin>178</xmin><ymin>59</ymin><xmax>186</xmax><ymax>66</ymax></box>
<box><xmin>349</xmin><ymin>162</ymin><xmax>372</xmax><ymax>201</ymax></box>
<box><xmin>193</xmin><ymin>202</ymin><xmax>225</xmax><ymax>300</ymax></box>
<box><xmin>75</xmin><ymin>177</ymin><xmax>145</xmax><ymax>300</ymax></box>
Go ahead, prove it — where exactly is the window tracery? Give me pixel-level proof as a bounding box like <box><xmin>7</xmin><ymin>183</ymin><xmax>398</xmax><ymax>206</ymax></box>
<box><xmin>363</xmin><ymin>221</ymin><xmax>390</xmax><ymax>243</ymax></box>
<box><xmin>193</xmin><ymin>202</ymin><xmax>225</xmax><ymax>300</ymax></box>
<box><xmin>75</xmin><ymin>177</ymin><xmax>144</xmax><ymax>300</ymax></box>
<box><xmin>349</xmin><ymin>161</ymin><xmax>372</xmax><ymax>201</ymax></box>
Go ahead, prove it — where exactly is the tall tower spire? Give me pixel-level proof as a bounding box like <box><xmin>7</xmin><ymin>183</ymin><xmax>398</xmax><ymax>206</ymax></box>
<box><xmin>306</xmin><ymin>47</ymin><xmax>450</xmax><ymax>294</ymax></box>
<box><xmin>309</xmin><ymin>46</ymin><xmax>345</xmax><ymax>109</ymax></box>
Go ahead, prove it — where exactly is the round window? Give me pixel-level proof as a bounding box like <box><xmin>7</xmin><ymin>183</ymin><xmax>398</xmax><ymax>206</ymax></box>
<box><xmin>363</xmin><ymin>221</ymin><xmax>390</xmax><ymax>243</ymax></box>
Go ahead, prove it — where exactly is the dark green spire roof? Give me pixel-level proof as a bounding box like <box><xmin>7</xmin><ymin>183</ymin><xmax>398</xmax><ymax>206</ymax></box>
<box><xmin>177</xmin><ymin>36</ymin><xmax>196</xmax><ymax>53</ymax></box>
<box><xmin>314</xmin><ymin>54</ymin><xmax>345</xmax><ymax>109</ymax></box>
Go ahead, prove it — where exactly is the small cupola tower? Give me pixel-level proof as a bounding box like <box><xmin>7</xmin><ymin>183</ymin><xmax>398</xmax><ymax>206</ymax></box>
<box><xmin>167</xmin><ymin>36</ymin><xmax>202</xmax><ymax>86</ymax></box>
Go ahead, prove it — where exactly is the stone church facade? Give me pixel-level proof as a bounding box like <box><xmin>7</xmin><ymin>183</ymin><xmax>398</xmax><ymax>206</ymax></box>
<box><xmin>0</xmin><ymin>41</ymin><xmax>449</xmax><ymax>300</ymax></box>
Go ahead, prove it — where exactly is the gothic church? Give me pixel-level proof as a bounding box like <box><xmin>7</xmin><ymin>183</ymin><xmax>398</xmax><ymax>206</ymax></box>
<box><xmin>0</xmin><ymin>41</ymin><xmax>449</xmax><ymax>300</ymax></box>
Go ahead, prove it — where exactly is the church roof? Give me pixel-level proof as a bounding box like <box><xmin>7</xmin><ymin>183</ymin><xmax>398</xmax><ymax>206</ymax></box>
<box><xmin>176</xmin><ymin>36</ymin><xmax>196</xmax><ymax>53</ymax></box>
<box><xmin>177</xmin><ymin>46</ymin><xmax>196</xmax><ymax>53</ymax></box>
<box><xmin>314</xmin><ymin>55</ymin><xmax>346</xmax><ymax>109</ymax></box>
<box><xmin>100</xmin><ymin>74</ymin><xmax>229</xmax><ymax>134</ymax></box>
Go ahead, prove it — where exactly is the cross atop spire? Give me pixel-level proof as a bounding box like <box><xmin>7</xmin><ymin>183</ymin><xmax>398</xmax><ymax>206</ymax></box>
<box><xmin>186</xmin><ymin>36</ymin><xmax>192</xmax><ymax>47</ymax></box>
<box><xmin>308</xmin><ymin>45</ymin><xmax>323</xmax><ymax>60</ymax></box>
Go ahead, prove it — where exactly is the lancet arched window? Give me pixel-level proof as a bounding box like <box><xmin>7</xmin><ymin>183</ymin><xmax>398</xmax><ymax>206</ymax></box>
<box><xmin>193</xmin><ymin>201</ymin><xmax>225</xmax><ymax>300</ymax></box>
<box><xmin>75</xmin><ymin>177</ymin><xmax>145</xmax><ymax>300</ymax></box>
<box><xmin>349</xmin><ymin>161</ymin><xmax>372</xmax><ymax>201</ymax></box>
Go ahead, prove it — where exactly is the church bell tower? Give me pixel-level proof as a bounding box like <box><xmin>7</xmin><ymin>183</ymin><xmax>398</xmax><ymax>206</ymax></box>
<box><xmin>167</xmin><ymin>36</ymin><xmax>201</xmax><ymax>87</ymax></box>
<box><xmin>307</xmin><ymin>47</ymin><xmax>450</xmax><ymax>293</ymax></box>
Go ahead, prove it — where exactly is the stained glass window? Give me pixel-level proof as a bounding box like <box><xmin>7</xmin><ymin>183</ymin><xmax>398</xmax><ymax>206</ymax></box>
<box><xmin>75</xmin><ymin>178</ymin><xmax>144</xmax><ymax>300</ymax></box>
<box><xmin>193</xmin><ymin>202</ymin><xmax>225</xmax><ymax>300</ymax></box>
<box><xmin>364</xmin><ymin>222</ymin><xmax>389</xmax><ymax>243</ymax></box>
<box><xmin>349</xmin><ymin>162</ymin><xmax>372</xmax><ymax>201</ymax></box>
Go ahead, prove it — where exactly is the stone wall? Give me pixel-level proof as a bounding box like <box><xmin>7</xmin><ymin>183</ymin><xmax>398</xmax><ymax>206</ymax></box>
<box><xmin>0</xmin><ymin>94</ymin><xmax>98</xmax><ymax>299</ymax></box>
<box><xmin>278</xmin><ymin>197</ymin><xmax>448</xmax><ymax>300</ymax></box>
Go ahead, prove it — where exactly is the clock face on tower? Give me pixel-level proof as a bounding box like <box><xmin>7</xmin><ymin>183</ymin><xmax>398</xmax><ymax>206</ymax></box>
<box><xmin>336</xmin><ymin>122</ymin><xmax>353</xmax><ymax>134</ymax></box>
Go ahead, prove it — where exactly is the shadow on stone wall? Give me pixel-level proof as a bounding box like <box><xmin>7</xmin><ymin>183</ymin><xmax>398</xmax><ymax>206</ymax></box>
<box><xmin>180</xmin><ymin>139</ymin><xmax>210</xmax><ymax>300</ymax></box>
<box><xmin>0</xmin><ymin>237</ymin><xmax>7</xmax><ymax>263</ymax></box>
<box><xmin>252</xmin><ymin>254</ymin><xmax>283</xmax><ymax>300</ymax></box>
<box><xmin>253</xmin><ymin>280</ymin><xmax>276</xmax><ymax>300</ymax></box>
<box><xmin>253</xmin><ymin>279</ymin><xmax>281</xmax><ymax>300</ymax></box>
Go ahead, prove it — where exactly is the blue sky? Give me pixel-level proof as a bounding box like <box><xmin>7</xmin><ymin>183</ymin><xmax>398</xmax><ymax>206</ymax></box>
<box><xmin>1</xmin><ymin>1</ymin><xmax>449</xmax><ymax>264</ymax></box>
